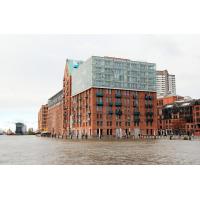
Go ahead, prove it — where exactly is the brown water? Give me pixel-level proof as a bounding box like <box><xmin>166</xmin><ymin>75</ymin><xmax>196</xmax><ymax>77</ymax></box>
<box><xmin>0</xmin><ymin>135</ymin><xmax>200</xmax><ymax>165</ymax></box>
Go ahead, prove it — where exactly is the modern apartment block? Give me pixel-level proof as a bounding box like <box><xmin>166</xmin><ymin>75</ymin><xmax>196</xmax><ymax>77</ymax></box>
<box><xmin>38</xmin><ymin>104</ymin><xmax>48</xmax><ymax>132</ymax></box>
<box><xmin>15</xmin><ymin>122</ymin><xmax>27</xmax><ymax>135</ymax></box>
<box><xmin>156</xmin><ymin>70</ymin><xmax>176</xmax><ymax>97</ymax></box>
<box><xmin>47</xmin><ymin>90</ymin><xmax>63</xmax><ymax>137</ymax></box>
<box><xmin>63</xmin><ymin>56</ymin><xmax>158</xmax><ymax>138</ymax></box>
<box><xmin>168</xmin><ymin>74</ymin><xmax>176</xmax><ymax>95</ymax></box>
<box><xmin>39</xmin><ymin>56</ymin><xmax>158</xmax><ymax>138</ymax></box>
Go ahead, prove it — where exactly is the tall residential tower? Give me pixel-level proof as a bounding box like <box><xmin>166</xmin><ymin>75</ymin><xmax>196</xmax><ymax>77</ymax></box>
<box><xmin>156</xmin><ymin>70</ymin><xmax>176</xmax><ymax>97</ymax></box>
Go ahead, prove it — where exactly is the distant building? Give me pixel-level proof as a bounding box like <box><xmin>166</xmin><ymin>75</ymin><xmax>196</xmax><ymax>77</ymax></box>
<box><xmin>157</xmin><ymin>95</ymin><xmax>184</xmax><ymax>134</ymax></box>
<box><xmin>38</xmin><ymin>104</ymin><xmax>48</xmax><ymax>132</ymax></box>
<box><xmin>157</xmin><ymin>97</ymin><xmax>200</xmax><ymax>136</ymax></box>
<box><xmin>7</xmin><ymin>129</ymin><xmax>14</xmax><ymax>135</ymax></box>
<box><xmin>15</xmin><ymin>123</ymin><xmax>26</xmax><ymax>135</ymax></box>
<box><xmin>168</xmin><ymin>74</ymin><xmax>176</xmax><ymax>96</ymax></box>
<box><xmin>156</xmin><ymin>70</ymin><xmax>176</xmax><ymax>97</ymax></box>
<box><xmin>0</xmin><ymin>129</ymin><xmax>3</xmax><ymax>135</ymax></box>
<box><xmin>28</xmin><ymin>128</ymin><xmax>34</xmax><ymax>134</ymax></box>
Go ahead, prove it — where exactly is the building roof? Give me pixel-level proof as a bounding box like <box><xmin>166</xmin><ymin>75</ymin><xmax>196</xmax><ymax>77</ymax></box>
<box><xmin>163</xmin><ymin>99</ymin><xmax>200</xmax><ymax>109</ymax></box>
<box><xmin>48</xmin><ymin>90</ymin><xmax>63</xmax><ymax>101</ymax></box>
<box><xmin>48</xmin><ymin>90</ymin><xmax>63</xmax><ymax>107</ymax></box>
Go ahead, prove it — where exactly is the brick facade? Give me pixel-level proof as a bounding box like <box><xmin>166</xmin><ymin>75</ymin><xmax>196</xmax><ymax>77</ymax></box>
<box><xmin>193</xmin><ymin>100</ymin><xmax>200</xmax><ymax>136</ymax></box>
<box><xmin>157</xmin><ymin>96</ymin><xmax>184</xmax><ymax>133</ymax></box>
<box><xmin>71</xmin><ymin>88</ymin><xmax>157</xmax><ymax>137</ymax></box>
<box><xmin>47</xmin><ymin>90</ymin><xmax>63</xmax><ymax>137</ymax></box>
<box><xmin>38</xmin><ymin>104</ymin><xmax>48</xmax><ymax>132</ymax></box>
<box><xmin>63</xmin><ymin>64</ymin><xmax>72</xmax><ymax>137</ymax></box>
<box><xmin>157</xmin><ymin>98</ymin><xmax>200</xmax><ymax>136</ymax></box>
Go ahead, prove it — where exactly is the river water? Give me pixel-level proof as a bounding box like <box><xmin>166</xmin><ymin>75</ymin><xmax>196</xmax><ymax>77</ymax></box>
<box><xmin>0</xmin><ymin>135</ymin><xmax>200</xmax><ymax>165</ymax></box>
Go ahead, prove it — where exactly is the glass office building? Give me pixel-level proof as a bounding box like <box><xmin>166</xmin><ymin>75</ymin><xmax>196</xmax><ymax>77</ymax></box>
<box><xmin>72</xmin><ymin>56</ymin><xmax>156</xmax><ymax>96</ymax></box>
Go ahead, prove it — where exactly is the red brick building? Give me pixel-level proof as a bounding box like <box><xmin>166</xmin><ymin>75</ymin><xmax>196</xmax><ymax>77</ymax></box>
<box><xmin>71</xmin><ymin>88</ymin><xmax>157</xmax><ymax>137</ymax></box>
<box><xmin>39</xmin><ymin>56</ymin><xmax>158</xmax><ymax>138</ymax></box>
<box><xmin>63</xmin><ymin>62</ymin><xmax>72</xmax><ymax>137</ymax></box>
<box><xmin>47</xmin><ymin>90</ymin><xmax>63</xmax><ymax>137</ymax></box>
<box><xmin>157</xmin><ymin>97</ymin><xmax>200</xmax><ymax>136</ymax></box>
<box><xmin>193</xmin><ymin>100</ymin><xmax>200</xmax><ymax>136</ymax></box>
<box><xmin>63</xmin><ymin>59</ymin><xmax>83</xmax><ymax>137</ymax></box>
<box><xmin>157</xmin><ymin>95</ymin><xmax>184</xmax><ymax>134</ymax></box>
<box><xmin>64</xmin><ymin>56</ymin><xmax>158</xmax><ymax>138</ymax></box>
<box><xmin>38</xmin><ymin>104</ymin><xmax>48</xmax><ymax>132</ymax></box>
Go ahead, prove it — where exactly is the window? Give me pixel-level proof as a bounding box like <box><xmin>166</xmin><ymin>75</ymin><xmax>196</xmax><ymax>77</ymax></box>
<box><xmin>96</xmin><ymin>106</ymin><xmax>103</xmax><ymax>111</ymax></box>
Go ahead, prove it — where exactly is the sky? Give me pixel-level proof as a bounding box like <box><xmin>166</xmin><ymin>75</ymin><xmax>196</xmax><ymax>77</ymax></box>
<box><xmin>0</xmin><ymin>34</ymin><xmax>200</xmax><ymax>131</ymax></box>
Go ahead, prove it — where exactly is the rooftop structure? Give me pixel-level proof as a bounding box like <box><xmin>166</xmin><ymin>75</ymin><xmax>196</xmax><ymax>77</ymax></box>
<box><xmin>48</xmin><ymin>90</ymin><xmax>63</xmax><ymax>107</ymax></box>
<box><xmin>72</xmin><ymin>56</ymin><xmax>156</xmax><ymax>96</ymax></box>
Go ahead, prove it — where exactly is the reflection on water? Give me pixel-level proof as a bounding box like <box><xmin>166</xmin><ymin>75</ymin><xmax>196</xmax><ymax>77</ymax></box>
<box><xmin>0</xmin><ymin>135</ymin><xmax>200</xmax><ymax>165</ymax></box>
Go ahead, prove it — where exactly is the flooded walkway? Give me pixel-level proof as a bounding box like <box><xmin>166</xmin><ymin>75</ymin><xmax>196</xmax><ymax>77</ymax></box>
<box><xmin>0</xmin><ymin>135</ymin><xmax>200</xmax><ymax>165</ymax></box>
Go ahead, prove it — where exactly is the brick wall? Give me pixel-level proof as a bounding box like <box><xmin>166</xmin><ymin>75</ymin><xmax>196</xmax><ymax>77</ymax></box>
<box><xmin>71</xmin><ymin>88</ymin><xmax>157</xmax><ymax>137</ymax></box>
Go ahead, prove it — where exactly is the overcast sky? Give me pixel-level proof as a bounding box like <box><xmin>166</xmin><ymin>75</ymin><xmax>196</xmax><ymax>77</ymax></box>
<box><xmin>0</xmin><ymin>35</ymin><xmax>200</xmax><ymax>131</ymax></box>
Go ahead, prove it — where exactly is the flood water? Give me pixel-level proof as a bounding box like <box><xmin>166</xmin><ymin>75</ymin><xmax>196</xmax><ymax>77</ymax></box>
<box><xmin>0</xmin><ymin>135</ymin><xmax>200</xmax><ymax>165</ymax></box>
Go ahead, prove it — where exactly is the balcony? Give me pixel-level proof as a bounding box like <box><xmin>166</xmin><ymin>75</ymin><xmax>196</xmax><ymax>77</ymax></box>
<box><xmin>149</xmin><ymin>96</ymin><xmax>153</xmax><ymax>100</ymax></box>
<box><xmin>134</xmin><ymin>111</ymin><xmax>140</xmax><ymax>116</ymax></box>
<box><xmin>115</xmin><ymin>110</ymin><xmax>122</xmax><ymax>115</ymax></box>
<box><xmin>133</xmin><ymin>104</ymin><xmax>138</xmax><ymax>108</ymax></box>
<box><xmin>96</xmin><ymin>92</ymin><xmax>104</xmax><ymax>97</ymax></box>
<box><xmin>108</xmin><ymin>110</ymin><xmax>113</xmax><ymax>115</ymax></box>
<box><xmin>115</xmin><ymin>102</ymin><xmax>122</xmax><ymax>107</ymax></box>
<box><xmin>108</xmin><ymin>102</ymin><xmax>113</xmax><ymax>107</ymax></box>
<box><xmin>96</xmin><ymin>102</ymin><xmax>103</xmax><ymax>106</ymax></box>
<box><xmin>146</xmin><ymin>119</ymin><xmax>153</xmax><ymax>123</ymax></box>
<box><xmin>115</xmin><ymin>93</ymin><xmax>122</xmax><ymax>98</ymax></box>
<box><xmin>134</xmin><ymin>119</ymin><xmax>140</xmax><ymax>123</ymax></box>
<box><xmin>146</xmin><ymin>112</ymin><xmax>153</xmax><ymax>117</ymax></box>
<box><xmin>145</xmin><ymin>95</ymin><xmax>153</xmax><ymax>100</ymax></box>
<box><xmin>148</xmin><ymin>104</ymin><xmax>153</xmax><ymax>108</ymax></box>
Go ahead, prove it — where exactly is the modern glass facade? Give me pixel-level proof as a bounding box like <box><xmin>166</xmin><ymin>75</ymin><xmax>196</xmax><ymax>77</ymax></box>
<box><xmin>72</xmin><ymin>56</ymin><xmax>156</xmax><ymax>96</ymax></box>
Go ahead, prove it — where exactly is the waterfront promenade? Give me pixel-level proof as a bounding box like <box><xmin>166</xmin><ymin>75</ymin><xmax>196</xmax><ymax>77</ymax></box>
<box><xmin>0</xmin><ymin>135</ymin><xmax>200</xmax><ymax>165</ymax></box>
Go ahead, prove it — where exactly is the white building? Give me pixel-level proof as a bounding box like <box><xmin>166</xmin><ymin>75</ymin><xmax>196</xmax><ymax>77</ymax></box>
<box><xmin>156</xmin><ymin>70</ymin><xmax>176</xmax><ymax>97</ymax></box>
<box><xmin>168</xmin><ymin>74</ymin><xmax>176</xmax><ymax>95</ymax></box>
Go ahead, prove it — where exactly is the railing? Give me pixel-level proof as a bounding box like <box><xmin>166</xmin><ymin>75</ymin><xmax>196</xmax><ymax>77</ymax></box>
<box><xmin>115</xmin><ymin>102</ymin><xmax>122</xmax><ymax>107</ymax></box>
<box><xmin>146</xmin><ymin>112</ymin><xmax>154</xmax><ymax>117</ymax></box>
<box><xmin>145</xmin><ymin>95</ymin><xmax>153</xmax><ymax>100</ymax></box>
<box><xmin>108</xmin><ymin>102</ymin><xmax>113</xmax><ymax>106</ymax></box>
<box><xmin>96</xmin><ymin>102</ymin><xmax>103</xmax><ymax>106</ymax></box>
<box><xmin>134</xmin><ymin>111</ymin><xmax>140</xmax><ymax>116</ymax></box>
<box><xmin>115</xmin><ymin>93</ymin><xmax>122</xmax><ymax>98</ymax></box>
<box><xmin>115</xmin><ymin>110</ymin><xmax>122</xmax><ymax>115</ymax></box>
<box><xmin>96</xmin><ymin>92</ymin><xmax>104</xmax><ymax>97</ymax></box>
<box><xmin>145</xmin><ymin>104</ymin><xmax>153</xmax><ymax>109</ymax></box>
<box><xmin>108</xmin><ymin>110</ymin><xmax>113</xmax><ymax>115</ymax></box>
